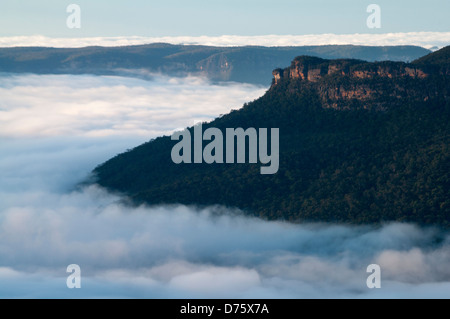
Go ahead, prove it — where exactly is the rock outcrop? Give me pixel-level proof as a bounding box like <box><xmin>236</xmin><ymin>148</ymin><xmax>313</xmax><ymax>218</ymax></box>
<box><xmin>273</xmin><ymin>56</ymin><xmax>429</xmax><ymax>85</ymax></box>
<box><xmin>271</xmin><ymin>56</ymin><xmax>444</xmax><ymax>111</ymax></box>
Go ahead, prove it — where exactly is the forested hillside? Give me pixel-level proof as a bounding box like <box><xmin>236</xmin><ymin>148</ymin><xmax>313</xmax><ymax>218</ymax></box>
<box><xmin>94</xmin><ymin>47</ymin><xmax>450</xmax><ymax>226</ymax></box>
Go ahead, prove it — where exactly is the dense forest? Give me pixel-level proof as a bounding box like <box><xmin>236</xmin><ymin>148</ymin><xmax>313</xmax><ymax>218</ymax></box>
<box><xmin>94</xmin><ymin>46</ymin><xmax>450</xmax><ymax>226</ymax></box>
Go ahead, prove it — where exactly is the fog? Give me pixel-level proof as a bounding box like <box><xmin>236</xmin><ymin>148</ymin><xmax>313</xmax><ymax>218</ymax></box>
<box><xmin>0</xmin><ymin>32</ymin><xmax>449</xmax><ymax>49</ymax></box>
<box><xmin>0</xmin><ymin>74</ymin><xmax>449</xmax><ymax>298</ymax></box>
<box><xmin>0</xmin><ymin>74</ymin><xmax>265</xmax><ymax>138</ymax></box>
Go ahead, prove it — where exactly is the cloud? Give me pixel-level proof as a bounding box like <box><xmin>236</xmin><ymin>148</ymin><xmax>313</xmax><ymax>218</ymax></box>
<box><xmin>0</xmin><ymin>74</ymin><xmax>449</xmax><ymax>298</ymax></box>
<box><xmin>0</xmin><ymin>74</ymin><xmax>266</xmax><ymax>138</ymax></box>
<box><xmin>0</xmin><ymin>186</ymin><xmax>449</xmax><ymax>298</ymax></box>
<box><xmin>0</xmin><ymin>32</ymin><xmax>449</xmax><ymax>49</ymax></box>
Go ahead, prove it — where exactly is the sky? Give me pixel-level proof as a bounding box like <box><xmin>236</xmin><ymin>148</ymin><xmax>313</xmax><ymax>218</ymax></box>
<box><xmin>0</xmin><ymin>0</ymin><xmax>449</xmax><ymax>38</ymax></box>
<box><xmin>0</xmin><ymin>73</ymin><xmax>449</xmax><ymax>298</ymax></box>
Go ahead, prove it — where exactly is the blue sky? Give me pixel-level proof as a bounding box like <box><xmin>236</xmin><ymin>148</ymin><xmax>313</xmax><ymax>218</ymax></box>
<box><xmin>0</xmin><ymin>0</ymin><xmax>449</xmax><ymax>37</ymax></box>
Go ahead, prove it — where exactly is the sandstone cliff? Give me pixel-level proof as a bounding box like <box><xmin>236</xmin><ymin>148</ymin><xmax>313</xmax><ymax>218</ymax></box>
<box><xmin>271</xmin><ymin>56</ymin><xmax>447</xmax><ymax>111</ymax></box>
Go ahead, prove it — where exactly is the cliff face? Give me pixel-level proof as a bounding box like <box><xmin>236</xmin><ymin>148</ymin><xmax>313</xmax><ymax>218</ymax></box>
<box><xmin>272</xmin><ymin>57</ymin><xmax>428</xmax><ymax>84</ymax></box>
<box><xmin>197</xmin><ymin>52</ymin><xmax>233</xmax><ymax>81</ymax></box>
<box><xmin>271</xmin><ymin>56</ymin><xmax>444</xmax><ymax>110</ymax></box>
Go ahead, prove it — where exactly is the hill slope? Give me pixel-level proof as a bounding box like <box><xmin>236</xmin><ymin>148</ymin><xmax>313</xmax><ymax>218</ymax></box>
<box><xmin>0</xmin><ymin>44</ymin><xmax>430</xmax><ymax>85</ymax></box>
<box><xmin>94</xmin><ymin>46</ymin><xmax>450</xmax><ymax>226</ymax></box>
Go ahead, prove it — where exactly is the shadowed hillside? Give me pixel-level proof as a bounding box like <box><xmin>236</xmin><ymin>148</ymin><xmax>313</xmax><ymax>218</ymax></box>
<box><xmin>93</xmin><ymin>46</ymin><xmax>450</xmax><ymax>226</ymax></box>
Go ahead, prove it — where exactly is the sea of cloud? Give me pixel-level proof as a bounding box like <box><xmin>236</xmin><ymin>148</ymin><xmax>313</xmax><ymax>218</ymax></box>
<box><xmin>0</xmin><ymin>32</ymin><xmax>449</xmax><ymax>49</ymax></box>
<box><xmin>0</xmin><ymin>73</ymin><xmax>265</xmax><ymax>138</ymax></box>
<box><xmin>0</xmin><ymin>74</ymin><xmax>449</xmax><ymax>298</ymax></box>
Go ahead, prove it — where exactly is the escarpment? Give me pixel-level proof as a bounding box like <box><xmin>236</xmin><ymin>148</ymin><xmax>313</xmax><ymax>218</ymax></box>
<box><xmin>271</xmin><ymin>56</ymin><xmax>447</xmax><ymax>110</ymax></box>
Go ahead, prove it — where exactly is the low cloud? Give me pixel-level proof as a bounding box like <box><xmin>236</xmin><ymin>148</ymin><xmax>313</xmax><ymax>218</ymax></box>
<box><xmin>0</xmin><ymin>32</ymin><xmax>449</xmax><ymax>49</ymax></box>
<box><xmin>0</xmin><ymin>183</ymin><xmax>449</xmax><ymax>298</ymax></box>
<box><xmin>0</xmin><ymin>74</ymin><xmax>266</xmax><ymax>138</ymax></box>
<box><xmin>0</xmin><ymin>74</ymin><xmax>448</xmax><ymax>298</ymax></box>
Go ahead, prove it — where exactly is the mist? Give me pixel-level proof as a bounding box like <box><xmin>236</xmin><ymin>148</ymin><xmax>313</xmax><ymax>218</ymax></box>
<box><xmin>0</xmin><ymin>74</ymin><xmax>449</xmax><ymax>298</ymax></box>
<box><xmin>0</xmin><ymin>32</ymin><xmax>449</xmax><ymax>49</ymax></box>
<box><xmin>0</xmin><ymin>73</ymin><xmax>266</xmax><ymax>138</ymax></box>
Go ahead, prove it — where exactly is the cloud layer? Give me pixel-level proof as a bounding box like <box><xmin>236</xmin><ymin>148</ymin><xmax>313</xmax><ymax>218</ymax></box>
<box><xmin>0</xmin><ymin>74</ymin><xmax>449</xmax><ymax>298</ymax></box>
<box><xmin>0</xmin><ymin>74</ymin><xmax>266</xmax><ymax>138</ymax></box>
<box><xmin>1</xmin><ymin>182</ymin><xmax>449</xmax><ymax>298</ymax></box>
<box><xmin>0</xmin><ymin>32</ymin><xmax>449</xmax><ymax>49</ymax></box>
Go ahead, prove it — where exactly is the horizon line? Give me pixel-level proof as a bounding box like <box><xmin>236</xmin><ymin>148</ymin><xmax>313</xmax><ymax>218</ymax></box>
<box><xmin>0</xmin><ymin>32</ymin><xmax>449</xmax><ymax>49</ymax></box>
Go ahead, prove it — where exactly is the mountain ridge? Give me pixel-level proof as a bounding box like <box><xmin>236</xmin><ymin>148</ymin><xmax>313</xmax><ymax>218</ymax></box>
<box><xmin>270</xmin><ymin>54</ymin><xmax>449</xmax><ymax>111</ymax></box>
<box><xmin>0</xmin><ymin>44</ymin><xmax>430</xmax><ymax>85</ymax></box>
<box><xmin>93</xmin><ymin>46</ymin><xmax>450</xmax><ymax>226</ymax></box>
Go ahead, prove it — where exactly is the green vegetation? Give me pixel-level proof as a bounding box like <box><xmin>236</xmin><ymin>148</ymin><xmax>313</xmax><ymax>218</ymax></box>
<box><xmin>94</xmin><ymin>47</ymin><xmax>450</xmax><ymax>226</ymax></box>
<box><xmin>413</xmin><ymin>45</ymin><xmax>450</xmax><ymax>67</ymax></box>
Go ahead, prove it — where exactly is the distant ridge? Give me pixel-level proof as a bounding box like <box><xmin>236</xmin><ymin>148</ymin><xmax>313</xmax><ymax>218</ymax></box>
<box><xmin>0</xmin><ymin>44</ymin><xmax>430</xmax><ymax>85</ymax></box>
